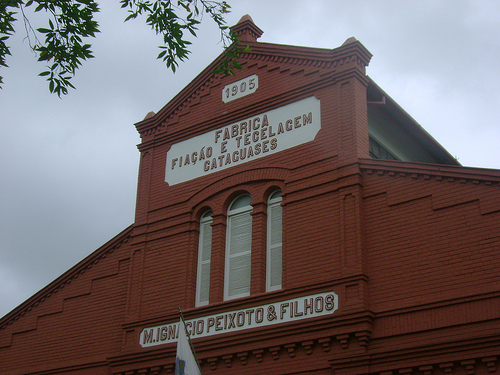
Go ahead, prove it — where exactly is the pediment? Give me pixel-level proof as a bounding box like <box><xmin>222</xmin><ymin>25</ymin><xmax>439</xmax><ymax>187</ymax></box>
<box><xmin>135</xmin><ymin>16</ymin><xmax>372</xmax><ymax>147</ymax></box>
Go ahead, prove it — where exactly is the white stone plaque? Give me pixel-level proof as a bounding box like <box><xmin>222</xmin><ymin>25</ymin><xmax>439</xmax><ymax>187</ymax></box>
<box><xmin>140</xmin><ymin>290</ymin><xmax>338</xmax><ymax>347</ymax></box>
<box><xmin>165</xmin><ymin>96</ymin><xmax>321</xmax><ymax>185</ymax></box>
<box><xmin>222</xmin><ymin>74</ymin><xmax>258</xmax><ymax>103</ymax></box>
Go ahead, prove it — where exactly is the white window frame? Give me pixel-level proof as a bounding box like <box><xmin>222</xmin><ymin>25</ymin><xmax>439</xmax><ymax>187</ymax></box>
<box><xmin>196</xmin><ymin>210</ymin><xmax>213</xmax><ymax>306</ymax></box>
<box><xmin>224</xmin><ymin>195</ymin><xmax>253</xmax><ymax>300</ymax></box>
<box><xmin>266</xmin><ymin>190</ymin><xmax>283</xmax><ymax>291</ymax></box>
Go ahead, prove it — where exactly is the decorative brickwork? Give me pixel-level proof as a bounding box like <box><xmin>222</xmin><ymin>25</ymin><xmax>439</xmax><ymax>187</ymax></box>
<box><xmin>1</xmin><ymin>15</ymin><xmax>499</xmax><ymax>375</ymax></box>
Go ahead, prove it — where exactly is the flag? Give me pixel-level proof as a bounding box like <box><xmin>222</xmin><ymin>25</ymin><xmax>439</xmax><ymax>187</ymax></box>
<box><xmin>175</xmin><ymin>318</ymin><xmax>202</xmax><ymax>375</ymax></box>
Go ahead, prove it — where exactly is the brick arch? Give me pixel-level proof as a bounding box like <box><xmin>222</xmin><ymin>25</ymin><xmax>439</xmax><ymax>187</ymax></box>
<box><xmin>186</xmin><ymin>166</ymin><xmax>290</xmax><ymax>208</ymax></box>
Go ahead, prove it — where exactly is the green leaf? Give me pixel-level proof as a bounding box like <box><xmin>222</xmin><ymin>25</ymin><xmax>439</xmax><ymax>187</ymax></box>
<box><xmin>124</xmin><ymin>13</ymin><xmax>137</xmax><ymax>22</ymax></box>
<box><xmin>157</xmin><ymin>50</ymin><xmax>167</xmax><ymax>59</ymax></box>
<box><xmin>0</xmin><ymin>0</ymin><xmax>239</xmax><ymax>93</ymax></box>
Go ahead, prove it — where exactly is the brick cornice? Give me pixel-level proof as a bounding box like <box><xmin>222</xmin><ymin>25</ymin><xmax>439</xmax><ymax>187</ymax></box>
<box><xmin>112</xmin><ymin>310</ymin><xmax>374</xmax><ymax>374</ymax></box>
<box><xmin>329</xmin><ymin>341</ymin><xmax>500</xmax><ymax>375</ymax></box>
<box><xmin>360</xmin><ymin>159</ymin><xmax>500</xmax><ymax>185</ymax></box>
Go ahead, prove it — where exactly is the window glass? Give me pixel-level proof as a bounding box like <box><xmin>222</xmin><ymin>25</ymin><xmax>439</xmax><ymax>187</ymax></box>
<box><xmin>225</xmin><ymin>195</ymin><xmax>252</xmax><ymax>300</ymax></box>
<box><xmin>369</xmin><ymin>136</ymin><xmax>398</xmax><ymax>160</ymax></box>
<box><xmin>230</xmin><ymin>194</ymin><xmax>253</xmax><ymax>210</ymax></box>
<box><xmin>196</xmin><ymin>210</ymin><xmax>212</xmax><ymax>306</ymax></box>
<box><xmin>267</xmin><ymin>191</ymin><xmax>282</xmax><ymax>291</ymax></box>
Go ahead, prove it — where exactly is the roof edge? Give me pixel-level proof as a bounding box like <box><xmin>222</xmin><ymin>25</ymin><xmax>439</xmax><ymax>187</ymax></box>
<box><xmin>367</xmin><ymin>78</ymin><xmax>460</xmax><ymax>166</ymax></box>
<box><xmin>0</xmin><ymin>224</ymin><xmax>134</xmax><ymax>327</ymax></box>
<box><xmin>359</xmin><ymin>158</ymin><xmax>500</xmax><ymax>181</ymax></box>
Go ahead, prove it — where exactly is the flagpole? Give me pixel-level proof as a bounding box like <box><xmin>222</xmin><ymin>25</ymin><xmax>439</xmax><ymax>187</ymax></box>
<box><xmin>178</xmin><ymin>306</ymin><xmax>203</xmax><ymax>374</ymax></box>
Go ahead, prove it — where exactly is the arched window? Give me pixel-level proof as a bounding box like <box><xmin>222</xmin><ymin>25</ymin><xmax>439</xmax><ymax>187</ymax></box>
<box><xmin>196</xmin><ymin>210</ymin><xmax>213</xmax><ymax>306</ymax></box>
<box><xmin>225</xmin><ymin>195</ymin><xmax>253</xmax><ymax>300</ymax></box>
<box><xmin>267</xmin><ymin>190</ymin><xmax>283</xmax><ymax>291</ymax></box>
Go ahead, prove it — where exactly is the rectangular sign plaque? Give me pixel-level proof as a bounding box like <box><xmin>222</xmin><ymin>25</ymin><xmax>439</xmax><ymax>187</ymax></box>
<box><xmin>222</xmin><ymin>74</ymin><xmax>258</xmax><ymax>103</ymax></box>
<box><xmin>165</xmin><ymin>96</ymin><xmax>321</xmax><ymax>185</ymax></box>
<box><xmin>140</xmin><ymin>291</ymin><xmax>338</xmax><ymax>347</ymax></box>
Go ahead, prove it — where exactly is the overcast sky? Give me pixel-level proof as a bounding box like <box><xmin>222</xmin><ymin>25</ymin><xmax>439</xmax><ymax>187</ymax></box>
<box><xmin>1</xmin><ymin>0</ymin><xmax>499</xmax><ymax>318</ymax></box>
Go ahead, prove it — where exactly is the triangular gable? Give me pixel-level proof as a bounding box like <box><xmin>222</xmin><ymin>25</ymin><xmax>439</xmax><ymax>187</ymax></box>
<box><xmin>135</xmin><ymin>16</ymin><xmax>372</xmax><ymax>145</ymax></box>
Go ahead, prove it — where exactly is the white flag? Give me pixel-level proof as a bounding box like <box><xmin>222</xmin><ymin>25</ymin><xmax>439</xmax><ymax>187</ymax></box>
<box><xmin>175</xmin><ymin>320</ymin><xmax>202</xmax><ymax>375</ymax></box>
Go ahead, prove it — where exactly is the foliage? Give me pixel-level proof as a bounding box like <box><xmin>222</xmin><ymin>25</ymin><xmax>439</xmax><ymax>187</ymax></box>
<box><xmin>0</xmin><ymin>0</ymin><xmax>242</xmax><ymax>97</ymax></box>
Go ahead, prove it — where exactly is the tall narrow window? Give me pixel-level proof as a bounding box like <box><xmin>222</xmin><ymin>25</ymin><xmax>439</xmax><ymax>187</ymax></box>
<box><xmin>196</xmin><ymin>210</ymin><xmax>212</xmax><ymax>306</ymax></box>
<box><xmin>225</xmin><ymin>195</ymin><xmax>253</xmax><ymax>300</ymax></box>
<box><xmin>267</xmin><ymin>190</ymin><xmax>283</xmax><ymax>291</ymax></box>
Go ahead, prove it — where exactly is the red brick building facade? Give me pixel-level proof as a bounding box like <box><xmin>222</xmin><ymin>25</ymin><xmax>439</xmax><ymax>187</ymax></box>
<box><xmin>1</xmin><ymin>16</ymin><xmax>499</xmax><ymax>375</ymax></box>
